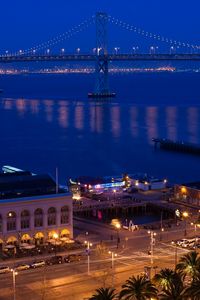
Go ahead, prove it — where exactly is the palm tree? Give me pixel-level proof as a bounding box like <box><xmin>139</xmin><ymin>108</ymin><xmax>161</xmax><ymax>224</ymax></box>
<box><xmin>184</xmin><ymin>276</ymin><xmax>200</xmax><ymax>300</ymax></box>
<box><xmin>153</xmin><ymin>268</ymin><xmax>175</xmax><ymax>290</ymax></box>
<box><xmin>176</xmin><ymin>251</ymin><xmax>200</xmax><ymax>282</ymax></box>
<box><xmin>158</xmin><ymin>272</ymin><xmax>185</xmax><ymax>300</ymax></box>
<box><xmin>119</xmin><ymin>275</ymin><xmax>158</xmax><ymax>300</ymax></box>
<box><xmin>89</xmin><ymin>287</ymin><xmax>118</xmax><ymax>300</ymax></box>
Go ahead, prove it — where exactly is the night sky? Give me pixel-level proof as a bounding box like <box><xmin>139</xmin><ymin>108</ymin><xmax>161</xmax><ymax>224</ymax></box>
<box><xmin>0</xmin><ymin>1</ymin><xmax>200</xmax><ymax>53</ymax></box>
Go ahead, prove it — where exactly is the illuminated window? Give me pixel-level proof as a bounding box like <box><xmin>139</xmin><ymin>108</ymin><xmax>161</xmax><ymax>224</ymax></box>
<box><xmin>34</xmin><ymin>208</ymin><xmax>43</xmax><ymax>227</ymax></box>
<box><xmin>48</xmin><ymin>207</ymin><xmax>56</xmax><ymax>226</ymax></box>
<box><xmin>7</xmin><ymin>211</ymin><xmax>16</xmax><ymax>231</ymax></box>
<box><xmin>21</xmin><ymin>210</ymin><xmax>30</xmax><ymax>229</ymax></box>
<box><xmin>61</xmin><ymin>206</ymin><xmax>69</xmax><ymax>224</ymax></box>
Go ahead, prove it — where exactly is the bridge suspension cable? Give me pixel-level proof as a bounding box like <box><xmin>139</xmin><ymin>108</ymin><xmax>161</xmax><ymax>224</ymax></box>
<box><xmin>14</xmin><ymin>15</ymin><xmax>95</xmax><ymax>56</ymax></box>
<box><xmin>108</xmin><ymin>15</ymin><xmax>199</xmax><ymax>50</ymax></box>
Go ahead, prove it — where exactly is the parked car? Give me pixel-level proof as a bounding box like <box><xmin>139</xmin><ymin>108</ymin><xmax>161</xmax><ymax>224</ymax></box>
<box><xmin>64</xmin><ymin>254</ymin><xmax>82</xmax><ymax>263</ymax></box>
<box><xmin>0</xmin><ymin>266</ymin><xmax>10</xmax><ymax>274</ymax></box>
<box><xmin>15</xmin><ymin>264</ymin><xmax>30</xmax><ymax>271</ymax></box>
<box><xmin>31</xmin><ymin>260</ymin><xmax>45</xmax><ymax>268</ymax></box>
<box><xmin>176</xmin><ymin>239</ymin><xmax>188</xmax><ymax>246</ymax></box>
<box><xmin>46</xmin><ymin>256</ymin><xmax>62</xmax><ymax>265</ymax></box>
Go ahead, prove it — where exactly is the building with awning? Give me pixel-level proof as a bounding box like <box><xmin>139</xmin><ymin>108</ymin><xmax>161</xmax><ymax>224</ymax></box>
<box><xmin>0</xmin><ymin>167</ymin><xmax>73</xmax><ymax>250</ymax></box>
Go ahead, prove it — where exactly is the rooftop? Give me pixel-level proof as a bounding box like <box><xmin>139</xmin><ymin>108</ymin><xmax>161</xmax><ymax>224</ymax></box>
<box><xmin>0</xmin><ymin>166</ymin><xmax>67</xmax><ymax>200</ymax></box>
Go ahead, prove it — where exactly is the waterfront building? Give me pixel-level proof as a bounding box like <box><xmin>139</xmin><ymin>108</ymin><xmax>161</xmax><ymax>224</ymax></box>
<box><xmin>174</xmin><ymin>182</ymin><xmax>200</xmax><ymax>207</ymax></box>
<box><xmin>70</xmin><ymin>175</ymin><xmax>125</xmax><ymax>194</ymax></box>
<box><xmin>0</xmin><ymin>168</ymin><xmax>73</xmax><ymax>250</ymax></box>
<box><xmin>129</xmin><ymin>173</ymin><xmax>167</xmax><ymax>191</ymax></box>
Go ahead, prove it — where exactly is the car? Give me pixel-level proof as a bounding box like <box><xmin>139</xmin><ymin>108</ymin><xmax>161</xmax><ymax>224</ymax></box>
<box><xmin>0</xmin><ymin>266</ymin><xmax>10</xmax><ymax>274</ymax></box>
<box><xmin>46</xmin><ymin>256</ymin><xmax>62</xmax><ymax>265</ymax></box>
<box><xmin>31</xmin><ymin>260</ymin><xmax>45</xmax><ymax>268</ymax></box>
<box><xmin>64</xmin><ymin>254</ymin><xmax>82</xmax><ymax>263</ymax></box>
<box><xmin>176</xmin><ymin>239</ymin><xmax>188</xmax><ymax>246</ymax></box>
<box><xmin>15</xmin><ymin>264</ymin><xmax>30</xmax><ymax>271</ymax></box>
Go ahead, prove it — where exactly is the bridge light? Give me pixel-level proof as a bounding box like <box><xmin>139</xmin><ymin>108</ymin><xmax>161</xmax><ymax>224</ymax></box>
<box><xmin>114</xmin><ymin>47</ymin><xmax>120</xmax><ymax>54</ymax></box>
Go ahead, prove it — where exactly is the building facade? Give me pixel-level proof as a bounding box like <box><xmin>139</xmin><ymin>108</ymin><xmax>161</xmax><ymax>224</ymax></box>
<box><xmin>0</xmin><ymin>193</ymin><xmax>73</xmax><ymax>249</ymax></box>
<box><xmin>174</xmin><ymin>183</ymin><xmax>200</xmax><ymax>207</ymax></box>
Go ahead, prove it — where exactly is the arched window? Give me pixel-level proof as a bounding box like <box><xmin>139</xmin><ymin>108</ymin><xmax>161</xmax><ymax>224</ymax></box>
<box><xmin>61</xmin><ymin>206</ymin><xmax>69</xmax><ymax>224</ymax></box>
<box><xmin>0</xmin><ymin>214</ymin><xmax>2</xmax><ymax>232</ymax></box>
<box><xmin>21</xmin><ymin>210</ymin><xmax>30</xmax><ymax>229</ymax></box>
<box><xmin>7</xmin><ymin>211</ymin><xmax>16</xmax><ymax>231</ymax></box>
<box><xmin>34</xmin><ymin>208</ymin><xmax>43</xmax><ymax>227</ymax></box>
<box><xmin>48</xmin><ymin>207</ymin><xmax>56</xmax><ymax>226</ymax></box>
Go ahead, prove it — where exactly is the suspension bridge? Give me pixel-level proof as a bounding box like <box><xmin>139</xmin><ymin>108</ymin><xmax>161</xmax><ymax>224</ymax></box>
<box><xmin>0</xmin><ymin>12</ymin><xmax>200</xmax><ymax>98</ymax></box>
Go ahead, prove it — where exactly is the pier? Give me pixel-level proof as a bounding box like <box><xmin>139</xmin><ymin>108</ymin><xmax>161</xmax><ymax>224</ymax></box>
<box><xmin>152</xmin><ymin>138</ymin><xmax>200</xmax><ymax>155</ymax></box>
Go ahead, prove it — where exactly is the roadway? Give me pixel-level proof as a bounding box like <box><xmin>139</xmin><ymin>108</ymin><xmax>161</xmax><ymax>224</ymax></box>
<box><xmin>0</xmin><ymin>241</ymin><xmax>189</xmax><ymax>300</ymax></box>
<box><xmin>0</xmin><ymin>217</ymin><xmax>197</xmax><ymax>300</ymax></box>
<box><xmin>1</xmin><ymin>53</ymin><xmax>200</xmax><ymax>63</ymax></box>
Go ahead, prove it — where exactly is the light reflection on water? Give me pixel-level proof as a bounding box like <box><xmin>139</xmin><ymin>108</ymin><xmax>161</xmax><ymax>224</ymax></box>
<box><xmin>6</xmin><ymin>98</ymin><xmax>199</xmax><ymax>144</ymax></box>
<box><xmin>1</xmin><ymin>97</ymin><xmax>200</xmax><ymax>183</ymax></box>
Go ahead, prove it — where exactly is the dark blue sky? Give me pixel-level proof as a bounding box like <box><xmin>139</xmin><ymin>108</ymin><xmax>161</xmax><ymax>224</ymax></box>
<box><xmin>1</xmin><ymin>0</ymin><xmax>200</xmax><ymax>53</ymax></box>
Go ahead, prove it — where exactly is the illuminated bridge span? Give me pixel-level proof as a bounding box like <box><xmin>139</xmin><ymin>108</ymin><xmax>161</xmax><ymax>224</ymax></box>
<box><xmin>1</xmin><ymin>12</ymin><xmax>200</xmax><ymax>98</ymax></box>
<box><xmin>1</xmin><ymin>53</ymin><xmax>200</xmax><ymax>63</ymax></box>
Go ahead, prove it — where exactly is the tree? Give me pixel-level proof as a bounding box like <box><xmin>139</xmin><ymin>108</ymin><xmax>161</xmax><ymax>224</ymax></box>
<box><xmin>89</xmin><ymin>287</ymin><xmax>118</xmax><ymax>300</ymax></box>
<box><xmin>184</xmin><ymin>277</ymin><xmax>200</xmax><ymax>300</ymax></box>
<box><xmin>119</xmin><ymin>275</ymin><xmax>158</xmax><ymax>300</ymax></box>
<box><xmin>153</xmin><ymin>268</ymin><xmax>175</xmax><ymax>290</ymax></box>
<box><xmin>158</xmin><ymin>271</ymin><xmax>185</xmax><ymax>300</ymax></box>
<box><xmin>176</xmin><ymin>251</ymin><xmax>200</xmax><ymax>282</ymax></box>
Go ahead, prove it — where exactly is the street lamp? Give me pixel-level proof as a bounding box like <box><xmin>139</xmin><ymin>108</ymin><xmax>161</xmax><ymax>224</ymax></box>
<box><xmin>148</xmin><ymin>230</ymin><xmax>156</xmax><ymax>266</ymax></box>
<box><xmin>114</xmin><ymin>47</ymin><xmax>120</xmax><ymax>54</ymax></box>
<box><xmin>11</xmin><ymin>268</ymin><xmax>18</xmax><ymax>300</ymax></box>
<box><xmin>61</xmin><ymin>48</ymin><xmax>65</xmax><ymax>54</ymax></box>
<box><xmin>76</xmin><ymin>48</ymin><xmax>80</xmax><ymax>54</ymax></box>
<box><xmin>171</xmin><ymin>241</ymin><xmax>178</xmax><ymax>269</ymax></box>
<box><xmin>108</xmin><ymin>251</ymin><xmax>117</xmax><ymax>287</ymax></box>
<box><xmin>182</xmin><ymin>211</ymin><xmax>189</xmax><ymax>236</ymax></box>
<box><xmin>97</xmin><ymin>47</ymin><xmax>102</xmax><ymax>56</ymax></box>
<box><xmin>53</xmin><ymin>232</ymin><xmax>59</xmax><ymax>256</ymax></box>
<box><xmin>84</xmin><ymin>240</ymin><xmax>92</xmax><ymax>275</ymax></box>
<box><xmin>46</xmin><ymin>49</ymin><xmax>50</xmax><ymax>55</ymax></box>
<box><xmin>113</xmin><ymin>189</ymin><xmax>116</xmax><ymax>200</ymax></box>
<box><xmin>115</xmin><ymin>222</ymin><xmax>121</xmax><ymax>248</ymax></box>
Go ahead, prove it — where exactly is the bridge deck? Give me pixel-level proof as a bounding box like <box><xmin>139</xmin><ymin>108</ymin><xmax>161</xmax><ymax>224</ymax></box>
<box><xmin>1</xmin><ymin>53</ymin><xmax>200</xmax><ymax>63</ymax></box>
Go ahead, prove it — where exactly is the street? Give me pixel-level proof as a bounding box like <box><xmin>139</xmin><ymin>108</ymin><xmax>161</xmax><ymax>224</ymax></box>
<box><xmin>0</xmin><ymin>217</ymin><xmax>197</xmax><ymax>300</ymax></box>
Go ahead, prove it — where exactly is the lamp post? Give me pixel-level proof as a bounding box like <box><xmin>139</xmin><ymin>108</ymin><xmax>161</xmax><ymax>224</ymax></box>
<box><xmin>148</xmin><ymin>231</ymin><xmax>156</xmax><ymax>266</ymax></box>
<box><xmin>182</xmin><ymin>211</ymin><xmax>189</xmax><ymax>236</ymax></box>
<box><xmin>76</xmin><ymin>48</ymin><xmax>80</xmax><ymax>54</ymax></box>
<box><xmin>191</xmin><ymin>222</ymin><xmax>198</xmax><ymax>247</ymax></box>
<box><xmin>108</xmin><ymin>251</ymin><xmax>117</xmax><ymax>287</ymax></box>
<box><xmin>84</xmin><ymin>240</ymin><xmax>92</xmax><ymax>275</ymax></box>
<box><xmin>11</xmin><ymin>268</ymin><xmax>18</xmax><ymax>300</ymax></box>
<box><xmin>115</xmin><ymin>222</ymin><xmax>121</xmax><ymax>248</ymax></box>
<box><xmin>171</xmin><ymin>241</ymin><xmax>178</xmax><ymax>269</ymax></box>
<box><xmin>113</xmin><ymin>189</ymin><xmax>116</xmax><ymax>200</ymax></box>
<box><xmin>53</xmin><ymin>233</ymin><xmax>59</xmax><ymax>256</ymax></box>
<box><xmin>114</xmin><ymin>47</ymin><xmax>120</xmax><ymax>54</ymax></box>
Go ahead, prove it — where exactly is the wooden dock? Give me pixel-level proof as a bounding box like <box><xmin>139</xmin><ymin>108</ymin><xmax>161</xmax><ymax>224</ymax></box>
<box><xmin>152</xmin><ymin>138</ymin><xmax>200</xmax><ymax>155</ymax></box>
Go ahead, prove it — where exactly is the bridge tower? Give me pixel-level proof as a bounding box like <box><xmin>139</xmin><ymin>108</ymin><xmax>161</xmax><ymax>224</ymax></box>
<box><xmin>88</xmin><ymin>12</ymin><xmax>115</xmax><ymax>99</ymax></box>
